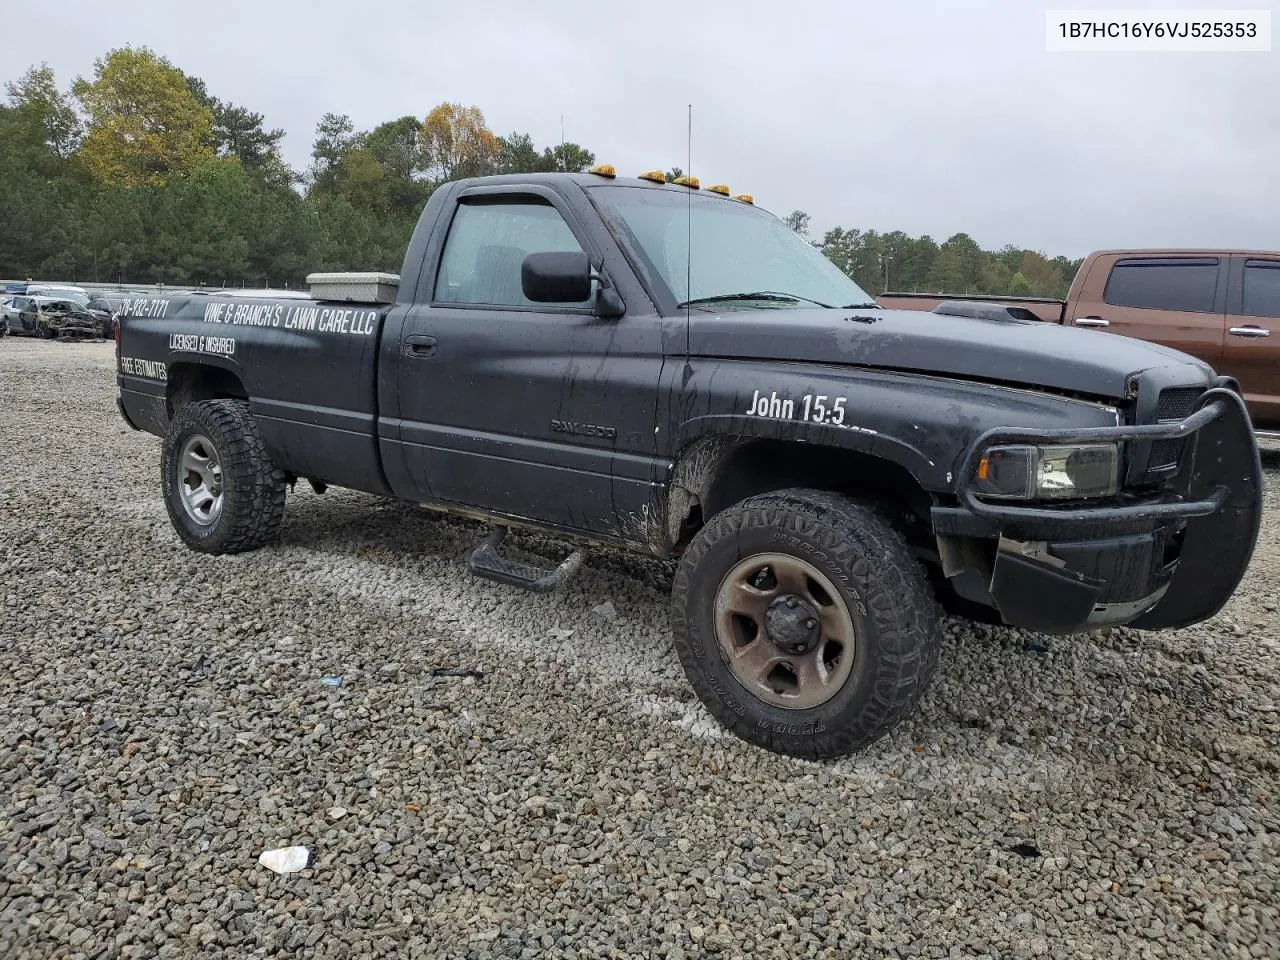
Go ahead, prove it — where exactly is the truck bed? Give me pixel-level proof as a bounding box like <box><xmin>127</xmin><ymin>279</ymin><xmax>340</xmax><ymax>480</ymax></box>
<box><xmin>115</xmin><ymin>290</ymin><xmax>395</xmax><ymax>496</ymax></box>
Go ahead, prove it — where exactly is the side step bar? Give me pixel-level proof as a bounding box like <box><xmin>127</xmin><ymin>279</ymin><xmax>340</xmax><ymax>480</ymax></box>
<box><xmin>468</xmin><ymin>527</ymin><xmax>584</xmax><ymax>593</ymax></box>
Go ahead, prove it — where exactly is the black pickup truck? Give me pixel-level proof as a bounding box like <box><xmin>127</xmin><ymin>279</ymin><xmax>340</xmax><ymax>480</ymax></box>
<box><xmin>114</xmin><ymin>169</ymin><xmax>1263</xmax><ymax>759</ymax></box>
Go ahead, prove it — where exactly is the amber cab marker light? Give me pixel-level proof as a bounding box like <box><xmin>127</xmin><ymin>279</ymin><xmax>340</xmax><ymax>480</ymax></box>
<box><xmin>589</xmin><ymin>163</ymin><xmax>616</xmax><ymax>178</ymax></box>
<box><xmin>673</xmin><ymin>175</ymin><xmax>700</xmax><ymax>189</ymax></box>
<box><xmin>733</xmin><ymin>193</ymin><xmax>753</xmax><ymax>204</ymax></box>
<box><xmin>707</xmin><ymin>183</ymin><xmax>730</xmax><ymax>196</ymax></box>
<box><xmin>638</xmin><ymin>170</ymin><xmax>666</xmax><ymax>183</ymax></box>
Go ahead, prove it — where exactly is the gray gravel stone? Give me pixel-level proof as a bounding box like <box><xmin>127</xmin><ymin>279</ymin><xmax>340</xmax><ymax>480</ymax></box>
<box><xmin>0</xmin><ymin>340</ymin><xmax>1277</xmax><ymax>959</ymax></box>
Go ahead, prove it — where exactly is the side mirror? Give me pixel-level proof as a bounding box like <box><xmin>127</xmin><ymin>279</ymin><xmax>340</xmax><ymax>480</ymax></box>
<box><xmin>593</xmin><ymin>286</ymin><xmax>625</xmax><ymax>320</ymax></box>
<box><xmin>522</xmin><ymin>251</ymin><xmax>591</xmax><ymax>303</ymax></box>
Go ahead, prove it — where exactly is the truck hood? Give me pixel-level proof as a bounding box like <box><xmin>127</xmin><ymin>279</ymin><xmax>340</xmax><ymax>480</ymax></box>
<box><xmin>686</xmin><ymin>307</ymin><xmax>1214</xmax><ymax>398</ymax></box>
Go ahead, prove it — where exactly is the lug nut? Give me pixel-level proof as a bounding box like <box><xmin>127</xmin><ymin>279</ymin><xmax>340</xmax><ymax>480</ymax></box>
<box><xmin>805</xmin><ymin>619</ymin><xmax>816</xmax><ymax>629</ymax></box>
<box><xmin>786</xmin><ymin>597</ymin><xmax>798</xmax><ymax>608</ymax></box>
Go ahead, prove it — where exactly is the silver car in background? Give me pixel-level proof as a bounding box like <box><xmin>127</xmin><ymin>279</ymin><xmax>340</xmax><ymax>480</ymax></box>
<box><xmin>25</xmin><ymin>284</ymin><xmax>91</xmax><ymax>306</ymax></box>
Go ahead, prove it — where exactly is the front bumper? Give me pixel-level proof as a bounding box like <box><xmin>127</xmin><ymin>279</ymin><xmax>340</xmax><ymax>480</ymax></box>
<box><xmin>935</xmin><ymin>382</ymin><xmax>1262</xmax><ymax>635</ymax></box>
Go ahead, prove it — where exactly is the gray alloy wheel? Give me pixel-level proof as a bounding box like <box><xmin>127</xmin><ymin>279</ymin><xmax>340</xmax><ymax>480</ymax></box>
<box><xmin>177</xmin><ymin>433</ymin><xmax>225</xmax><ymax>526</ymax></box>
<box><xmin>161</xmin><ymin>398</ymin><xmax>286</xmax><ymax>554</ymax></box>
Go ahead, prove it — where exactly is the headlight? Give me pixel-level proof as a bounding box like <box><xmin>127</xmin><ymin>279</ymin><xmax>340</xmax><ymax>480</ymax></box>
<box><xmin>973</xmin><ymin>443</ymin><xmax>1120</xmax><ymax>500</ymax></box>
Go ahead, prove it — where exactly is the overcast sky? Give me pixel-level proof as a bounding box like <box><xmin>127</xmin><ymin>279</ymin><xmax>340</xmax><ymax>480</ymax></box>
<box><xmin>7</xmin><ymin>0</ymin><xmax>1277</xmax><ymax>257</ymax></box>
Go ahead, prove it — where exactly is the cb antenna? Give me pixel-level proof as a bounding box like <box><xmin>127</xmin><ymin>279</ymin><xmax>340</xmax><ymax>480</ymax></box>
<box><xmin>685</xmin><ymin>103</ymin><xmax>693</xmax><ymax>354</ymax></box>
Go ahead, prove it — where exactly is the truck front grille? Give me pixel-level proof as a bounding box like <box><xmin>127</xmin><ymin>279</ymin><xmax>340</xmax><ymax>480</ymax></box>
<box><xmin>1148</xmin><ymin>387</ymin><xmax>1203</xmax><ymax>469</ymax></box>
<box><xmin>1154</xmin><ymin>388</ymin><xmax>1202</xmax><ymax>422</ymax></box>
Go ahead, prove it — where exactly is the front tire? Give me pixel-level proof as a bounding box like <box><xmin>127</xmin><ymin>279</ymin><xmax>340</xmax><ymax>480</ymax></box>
<box><xmin>161</xmin><ymin>399</ymin><xmax>286</xmax><ymax>554</ymax></box>
<box><xmin>670</xmin><ymin>489</ymin><xmax>941</xmax><ymax>759</ymax></box>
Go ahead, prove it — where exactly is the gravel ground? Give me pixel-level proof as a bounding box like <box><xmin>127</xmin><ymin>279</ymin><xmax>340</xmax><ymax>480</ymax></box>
<box><xmin>1</xmin><ymin>338</ymin><xmax>1277</xmax><ymax>960</ymax></box>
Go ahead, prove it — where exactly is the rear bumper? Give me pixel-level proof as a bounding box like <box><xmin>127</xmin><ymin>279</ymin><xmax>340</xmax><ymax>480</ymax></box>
<box><xmin>116</xmin><ymin>374</ymin><xmax>168</xmax><ymax>436</ymax></box>
<box><xmin>116</xmin><ymin>395</ymin><xmax>141</xmax><ymax>431</ymax></box>
<box><xmin>938</xmin><ymin>383</ymin><xmax>1262</xmax><ymax>635</ymax></box>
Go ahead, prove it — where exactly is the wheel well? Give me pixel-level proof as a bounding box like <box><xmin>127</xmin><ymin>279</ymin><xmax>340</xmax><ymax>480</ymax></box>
<box><xmin>671</xmin><ymin>439</ymin><xmax>935</xmax><ymax>552</ymax></box>
<box><xmin>166</xmin><ymin>363</ymin><xmax>248</xmax><ymax>420</ymax></box>
<box><xmin>665</xmin><ymin>438</ymin><xmax>1001</xmax><ymax>623</ymax></box>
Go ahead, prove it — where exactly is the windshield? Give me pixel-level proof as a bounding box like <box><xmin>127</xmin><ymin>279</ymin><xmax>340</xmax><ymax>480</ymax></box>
<box><xmin>590</xmin><ymin>185</ymin><xmax>876</xmax><ymax>309</ymax></box>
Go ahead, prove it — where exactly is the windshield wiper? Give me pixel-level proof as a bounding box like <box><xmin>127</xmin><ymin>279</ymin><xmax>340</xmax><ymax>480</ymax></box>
<box><xmin>841</xmin><ymin>302</ymin><xmax>881</xmax><ymax>309</ymax></box>
<box><xmin>678</xmin><ymin>291</ymin><xmax>834</xmax><ymax>309</ymax></box>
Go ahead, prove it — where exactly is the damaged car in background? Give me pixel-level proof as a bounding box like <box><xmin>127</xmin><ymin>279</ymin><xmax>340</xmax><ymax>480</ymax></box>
<box><xmin>5</xmin><ymin>296</ymin><xmax>107</xmax><ymax>340</ymax></box>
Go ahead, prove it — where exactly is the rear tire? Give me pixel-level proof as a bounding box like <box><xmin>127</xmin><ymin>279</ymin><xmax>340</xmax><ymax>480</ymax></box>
<box><xmin>161</xmin><ymin>399</ymin><xmax>286</xmax><ymax>554</ymax></box>
<box><xmin>670</xmin><ymin>488</ymin><xmax>941</xmax><ymax>759</ymax></box>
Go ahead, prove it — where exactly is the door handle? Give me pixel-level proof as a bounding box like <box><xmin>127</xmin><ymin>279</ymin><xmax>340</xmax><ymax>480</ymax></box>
<box><xmin>1074</xmin><ymin>316</ymin><xmax>1110</xmax><ymax>328</ymax></box>
<box><xmin>403</xmin><ymin>335</ymin><xmax>438</xmax><ymax>358</ymax></box>
<box><xmin>1228</xmin><ymin>325</ymin><xmax>1270</xmax><ymax>338</ymax></box>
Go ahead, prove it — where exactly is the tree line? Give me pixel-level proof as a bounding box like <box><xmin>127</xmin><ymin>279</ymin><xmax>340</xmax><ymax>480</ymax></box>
<box><xmin>1</xmin><ymin>45</ymin><xmax>1081</xmax><ymax>297</ymax></box>
<box><xmin>0</xmin><ymin>47</ymin><xmax>599</xmax><ymax>287</ymax></box>
<box><xmin>783</xmin><ymin>212</ymin><xmax>1081</xmax><ymax>300</ymax></box>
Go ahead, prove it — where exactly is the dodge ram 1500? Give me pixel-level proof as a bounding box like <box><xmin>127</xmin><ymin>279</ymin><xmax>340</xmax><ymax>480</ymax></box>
<box><xmin>115</xmin><ymin>168</ymin><xmax>1263</xmax><ymax>759</ymax></box>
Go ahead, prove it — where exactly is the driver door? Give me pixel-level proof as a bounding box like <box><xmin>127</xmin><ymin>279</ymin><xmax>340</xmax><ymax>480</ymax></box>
<box><xmin>388</xmin><ymin>187</ymin><xmax>665</xmax><ymax>537</ymax></box>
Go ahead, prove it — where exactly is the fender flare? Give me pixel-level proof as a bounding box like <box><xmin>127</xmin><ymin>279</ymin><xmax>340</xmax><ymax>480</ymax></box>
<box><xmin>660</xmin><ymin>418</ymin><xmax>941</xmax><ymax>551</ymax></box>
<box><xmin>673</xmin><ymin>413</ymin><xmax>942</xmax><ymax>486</ymax></box>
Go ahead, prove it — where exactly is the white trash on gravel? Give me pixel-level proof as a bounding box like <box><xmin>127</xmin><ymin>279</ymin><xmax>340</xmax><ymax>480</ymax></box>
<box><xmin>257</xmin><ymin>846</ymin><xmax>311</xmax><ymax>874</ymax></box>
